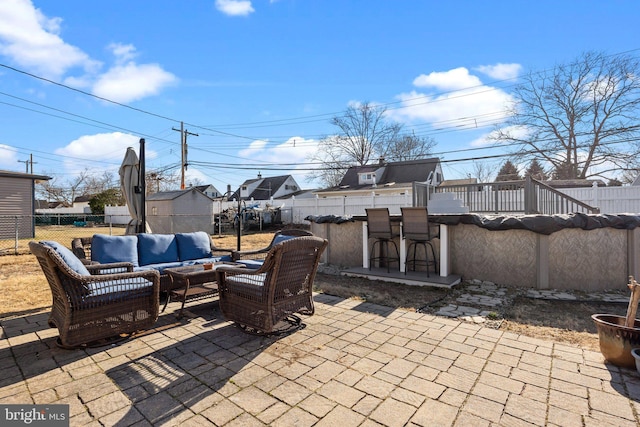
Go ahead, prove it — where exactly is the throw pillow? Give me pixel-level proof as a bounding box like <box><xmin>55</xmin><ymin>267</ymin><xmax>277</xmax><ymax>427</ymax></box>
<box><xmin>137</xmin><ymin>234</ymin><xmax>179</xmax><ymax>265</ymax></box>
<box><xmin>176</xmin><ymin>231</ymin><xmax>212</xmax><ymax>261</ymax></box>
<box><xmin>91</xmin><ymin>234</ymin><xmax>139</xmax><ymax>267</ymax></box>
<box><xmin>41</xmin><ymin>240</ymin><xmax>90</xmax><ymax>276</ymax></box>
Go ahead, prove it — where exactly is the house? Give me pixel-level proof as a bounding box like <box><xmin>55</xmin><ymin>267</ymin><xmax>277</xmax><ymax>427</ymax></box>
<box><xmin>193</xmin><ymin>184</ymin><xmax>222</xmax><ymax>199</ymax></box>
<box><xmin>72</xmin><ymin>194</ymin><xmax>93</xmax><ymax>213</ymax></box>
<box><xmin>146</xmin><ymin>188</ymin><xmax>215</xmax><ymax>233</ymax></box>
<box><xmin>0</xmin><ymin>170</ymin><xmax>51</xmax><ymax>239</ymax></box>
<box><xmin>315</xmin><ymin>158</ymin><xmax>444</xmax><ymax>197</ymax></box>
<box><xmin>230</xmin><ymin>173</ymin><xmax>301</xmax><ymax>201</ymax></box>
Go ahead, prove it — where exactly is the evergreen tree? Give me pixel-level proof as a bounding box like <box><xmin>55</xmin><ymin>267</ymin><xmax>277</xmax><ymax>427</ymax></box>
<box><xmin>495</xmin><ymin>160</ymin><xmax>521</xmax><ymax>182</ymax></box>
<box><xmin>524</xmin><ymin>159</ymin><xmax>547</xmax><ymax>180</ymax></box>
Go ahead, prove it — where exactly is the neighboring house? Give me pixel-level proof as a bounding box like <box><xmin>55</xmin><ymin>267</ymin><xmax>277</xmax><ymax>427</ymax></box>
<box><xmin>315</xmin><ymin>158</ymin><xmax>444</xmax><ymax>197</ymax></box>
<box><xmin>230</xmin><ymin>173</ymin><xmax>301</xmax><ymax>201</ymax></box>
<box><xmin>0</xmin><ymin>170</ymin><xmax>51</xmax><ymax>239</ymax></box>
<box><xmin>72</xmin><ymin>194</ymin><xmax>93</xmax><ymax>213</ymax></box>
<box><xmin>146</xmin><ymin>188</ymin><xmax>215</xmax><ymax>233</ymax></box>
<box><xmin>193</xmin><ymin>184</ymin><xmax>222</xmax><ymax>199</ymax></box>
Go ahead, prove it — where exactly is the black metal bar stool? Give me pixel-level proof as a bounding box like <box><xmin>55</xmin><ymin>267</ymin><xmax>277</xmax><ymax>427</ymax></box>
<box><xmin>366</xmin><ymin>208</ymin><xmax>400</xmax><ymax>272</ymax></box>
<box><xmin>401</xmin><ymin>207</ymin><xmax>438</xmax><ymax>276</ymax></box>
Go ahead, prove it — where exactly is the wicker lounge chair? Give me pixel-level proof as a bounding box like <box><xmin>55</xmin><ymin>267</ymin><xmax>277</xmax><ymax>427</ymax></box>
<box><xmin>217</xmin><ymin>235</ymin><xmax>328</xmax><ymax>334</ymax></box>
<box><xmin>231</xmin><ymin>229</ymin><xmax>314</xmax><ymax>262</ymax></box>
<box><xmin>30</xmin><ymin>241</ymin><xmax>160</xmax><ymax>348</ymax></box>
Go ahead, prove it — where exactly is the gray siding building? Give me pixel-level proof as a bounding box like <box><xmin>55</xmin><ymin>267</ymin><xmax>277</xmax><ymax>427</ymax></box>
<box><xmin>0</xmin><ymin>170</ymin><xmax>51</xmax><ymax>240</ymax></box>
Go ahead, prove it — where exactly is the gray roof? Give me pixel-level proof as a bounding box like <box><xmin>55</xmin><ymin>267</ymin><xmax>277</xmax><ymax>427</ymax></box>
<box><xmin>230</xmin><ymin>175</ymin><xmax>293</xmax><ymax>200</ymax></box>
<box><xmin>147</xmin><ymin>188</ymin><xmax>209</xmax><ymax>201</ymax></box>
<box><xmin>325</xmin><ymin>158</ymin><xmax>440</xmax><ymax>192</ymax></box>
<box><xmin>0</xmin><ymin>170</ymin><xmax>51</xmax><ymax>181</ymax></box>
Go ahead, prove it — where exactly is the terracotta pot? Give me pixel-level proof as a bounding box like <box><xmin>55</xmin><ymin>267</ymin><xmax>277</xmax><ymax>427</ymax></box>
<box><xmin>592</xmin><ymin>314</ymin><xmax>640</xmax><ymax>369</ymax></box>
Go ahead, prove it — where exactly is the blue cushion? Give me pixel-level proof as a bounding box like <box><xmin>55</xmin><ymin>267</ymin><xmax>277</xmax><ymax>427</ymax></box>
<box><xmin>81</xmin><ymin>279</ymin><xmax>155</xmax><ymax>305</ymax></box>
<box><xmin>41</xmin><ymin>241</ymin><xmax>90</xmax><ymax>276</ymax></box>
<box><xmin>137</xmin><ymin>234</ymin><xmax>179</xmax><ymax>266</ymax></box>
<box><xmin>273</xmin><ymin>233</ymin><xmax>296</xmax><ymax>245</ymax></box>
<box><xmin>176</xmin><ymin>232</ymin><xmax>212</xmax><ymax>261</ymax></box>
<box><xmin>134</xmin><ymin>261</ymin><xmax>184</xmax><ymax>274</ymax></box>
<box><xmin>236</xmin><ymin>259</ymin><xmax>263</xmax><ymax>269</ymax></box>
<box><xmin>91</xmin><ymin>234</ymin><xmax>139</xmax><ymax>267</ymax></box>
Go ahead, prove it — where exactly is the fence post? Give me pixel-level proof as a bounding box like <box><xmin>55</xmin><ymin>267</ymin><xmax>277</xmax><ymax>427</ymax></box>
<box><xmin>291</xmin><ymin>195</ymin><xmax>296</xmax><ymax>225</ymax></box>
<box><xmin>14</xmin><ymin>215</ymin><xmax>19</xmax><ymax>255</ymax></box>
<box><xmin>592</xmin><ymin>181</ymin><xmax>599</xmax><ymax>209</ymax></box>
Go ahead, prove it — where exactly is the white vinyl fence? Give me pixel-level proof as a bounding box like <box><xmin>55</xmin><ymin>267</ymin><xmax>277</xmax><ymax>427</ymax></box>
<box><xmin>98</xmin><ymin>184</ymin><xmax>640</xmax><ymax>228</ymax></box>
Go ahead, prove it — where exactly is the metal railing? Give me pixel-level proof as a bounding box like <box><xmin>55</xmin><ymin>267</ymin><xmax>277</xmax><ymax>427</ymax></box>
<box><xmin>434</xmin><ymin>176</ymin><xmax>600</xmax><ymax>215</ymax></box>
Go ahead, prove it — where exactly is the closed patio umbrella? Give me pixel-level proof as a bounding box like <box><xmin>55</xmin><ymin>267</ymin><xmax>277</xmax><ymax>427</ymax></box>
<box><xmin>119</xmin><ymin>146</ymin><xmax>149</xmax><ymax>234</ymax></box>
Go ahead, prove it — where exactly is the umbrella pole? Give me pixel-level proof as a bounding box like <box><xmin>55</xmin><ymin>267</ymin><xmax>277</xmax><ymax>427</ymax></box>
<box><xmin>139</xmin><ymin>138</ymin><xmax>146</xmax><ymax>234</ymax></box>
<box><xmin>237</xmin><ymin>198</ymin><xmax>242</xmax><ymax>250</ymax></box>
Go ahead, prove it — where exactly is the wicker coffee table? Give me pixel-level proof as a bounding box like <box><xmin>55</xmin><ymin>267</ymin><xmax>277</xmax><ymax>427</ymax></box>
<box><xmin>164</xmin><ymin>263</ymin><xmax>243</xmax><ymax>318</ymax></box>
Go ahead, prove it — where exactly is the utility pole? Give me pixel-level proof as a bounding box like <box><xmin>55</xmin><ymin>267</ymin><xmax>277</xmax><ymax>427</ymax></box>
<box><xmin>172</xmin><ymin>122</ymin><xmax>198</xmax><ymax>189</ymax></box>
<box><xmin>17</xmin><ymin>154</ymin><xmax>37</xmax><ymax>173</ymax></box>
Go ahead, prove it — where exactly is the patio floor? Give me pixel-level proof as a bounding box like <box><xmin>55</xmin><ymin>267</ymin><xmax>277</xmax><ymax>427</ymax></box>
<box><xmin>1</xmin><ymin>294</ymin><xmax>640</xmax><ymax>426</ymax></box>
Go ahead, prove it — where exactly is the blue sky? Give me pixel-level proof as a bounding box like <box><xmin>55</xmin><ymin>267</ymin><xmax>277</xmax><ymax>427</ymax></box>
<box><xmin>0</xmin><ymin>0</ymin><xmax>639</xmax><ymax>192</ymax></box>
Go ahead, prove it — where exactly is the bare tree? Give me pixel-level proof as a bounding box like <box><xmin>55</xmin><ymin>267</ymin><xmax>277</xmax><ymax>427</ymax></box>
<box><xmin>37</xmin><ymin>169</ymin><xmax>93</xmax><ymax>205</ymax></box>
<box><xmin>146</xmin><ymin>168</ymin><xmax>181</xmax><ymax>194</ymax></box>
<box><xmin>492</xmin><ymin>51</ymin><xmax>640</xmax><ymax>180</ymax></box>
<box><xmin>385</xmin><ymin>133</ymin><xmax>437</xmax><ymax>162</ymax></box>
<box><xmin>469</xmin><ymin>161</ymin><xmax>495</xmax><ymax>183</ymax></box>
<box><xmin>308</xmin><ymin>102</ymin><xmax>436</xmax><ymax>187</ymax></box>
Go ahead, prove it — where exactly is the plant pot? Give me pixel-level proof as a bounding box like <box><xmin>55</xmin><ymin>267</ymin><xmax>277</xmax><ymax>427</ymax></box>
<box><xmin>592</xmin><ymin>314</ymin><xmax>640</xmax><ymax>369</ymax></box>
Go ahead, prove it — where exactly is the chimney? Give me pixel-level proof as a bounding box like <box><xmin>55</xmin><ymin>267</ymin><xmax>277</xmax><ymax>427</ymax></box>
<box><xmin>257</xmin><ymin>171</ymin><xmax>262</xmax><ymax>179</ymax></box>
<box><xmin>378</xmin><ymin>156</ymin><xmax>385</xmax><ymax>166</ymax></box>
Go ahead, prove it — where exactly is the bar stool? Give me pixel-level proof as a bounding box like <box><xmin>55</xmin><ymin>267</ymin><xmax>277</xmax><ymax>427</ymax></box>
<box><xmin>401</xmin><ymin>207</ymin><xmax>438</xmax><ymax>276</ymax></box>
<box><xmin>365</xmin><ymin>208</ymin><xmax>400</xmax><ymax>272</ymax></box>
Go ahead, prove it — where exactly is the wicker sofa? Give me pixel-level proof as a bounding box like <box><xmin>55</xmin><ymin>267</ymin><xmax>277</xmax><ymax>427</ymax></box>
<box><xmin>72</xmin><ymin>231</ymin><xmax>234</xmax><ymax>292</ymax></box>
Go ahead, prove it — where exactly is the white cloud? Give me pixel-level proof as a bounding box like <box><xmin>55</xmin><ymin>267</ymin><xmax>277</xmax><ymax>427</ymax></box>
<box><xmin>413</xmin><ymin>67</ymin><xmax>483</xmax><ymax>91</ymax></box>
<box><xmin>0</xmin><ymin>1</ymin><xmax>176</xmax><ymax>103</ymax></box>
<box><xmin>475</xmin><ymin>63</ymin><xmax>522</xmax><ymax>80</ymax></box>
<box><xmin>389</xmin><ymin>67</ymin><xmax>515</xmax><ymax>126</ymax></box>
<box><xmin>55</xmin><ymin>132</ymin><xmax>155</xmax><ymax>174</ymax></box>
<box><xmin>239</xmin><ymin>139</ymin><xmax>268</xmax><ymax>156</ymax></box>
<box><xmin>237</xmin><ymin>136</ymin><xmax>318</xmax><ymax>185</ymax></box>
<box><xmin>108</xmin><ymin>43</ymin><xmax>138</xmax><ymax>64</ymax></box>
<box><xmin>92</xmin><ymin>61</ymin><xmax>177</xmax><ymax>103</ymax></box>
<box><xmin>215</xmin><ymin>0</ymin><xmax>255</xmax><ymax>16</ymax></box>
<box><xmin>0</xmin><ymin>144</ymin><xmax>18</xmax><ymax>167</ymax></box>
<box><xmin>0</xmin><ymin>0</ymin><xmax>99</xmax><ymax>79</ymax></box>
<box><xmin>469</xmin><ymin>125</ymin><xmax>529</xmax><ymax>147</ymax></box>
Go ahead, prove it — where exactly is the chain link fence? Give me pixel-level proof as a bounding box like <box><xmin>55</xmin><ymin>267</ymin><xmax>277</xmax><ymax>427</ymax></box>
<box><xmin>0</xmin><ymin>214</ymin><xmax>283</xmax><ymax>256</ymax></box>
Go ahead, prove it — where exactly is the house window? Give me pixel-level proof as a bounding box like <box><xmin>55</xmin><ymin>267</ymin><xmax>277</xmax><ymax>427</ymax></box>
<box><xmin>359</xmin><ymin>173</ymin><xmax>374</xmax><ymax>184</ymax></box>
<box><xmin>242</xmin><ymin>186</ymin><xmax>247</xmax><ymax>191</ymax></box>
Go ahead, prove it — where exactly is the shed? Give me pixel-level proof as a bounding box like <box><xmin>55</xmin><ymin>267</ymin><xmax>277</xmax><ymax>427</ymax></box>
<box><xmin>146</xmin><ymin>188</ymin><xmax>214</xmax><ymax>233</ymax></box>
<box><xmin>0</xmin><ymin>170</ymin><xmax>51</xmax><ymax>240</ymax></box>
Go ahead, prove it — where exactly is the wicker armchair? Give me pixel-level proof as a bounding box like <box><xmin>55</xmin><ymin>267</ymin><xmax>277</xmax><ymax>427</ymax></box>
<box><xmin>217</xmin><ymin>236</ymin><xmax>328</xmax><ymax>334</ymax></box>
<box><xmin>231</xmin><ymin>229</ymin><xmax>314</xmax><ymax>262</ymax></box>
<box><xmin>30</xmin><ymin>241</ymin><xmax>160</xmax><ymax>348</ymax></box>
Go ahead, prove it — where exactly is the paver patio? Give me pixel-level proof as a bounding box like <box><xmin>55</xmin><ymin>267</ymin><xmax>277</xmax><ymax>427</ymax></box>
<box><xmin>1</xmin><ymin>294</ymin><xmax>639</xmax><ymax>426</ymax></box>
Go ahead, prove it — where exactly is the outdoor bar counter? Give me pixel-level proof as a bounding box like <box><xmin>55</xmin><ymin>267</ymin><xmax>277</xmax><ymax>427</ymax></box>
<box><xmin>306</xmin><ymin>212</ymin><xmax>640</xmax><ymax>292</ymax></box>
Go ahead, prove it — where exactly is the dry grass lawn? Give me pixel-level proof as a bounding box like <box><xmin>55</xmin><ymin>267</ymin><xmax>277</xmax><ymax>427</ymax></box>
<box><xmin>0</xmin><ymin>228</ymin><xmax>622</xmax><ymax>352</ymax></box>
